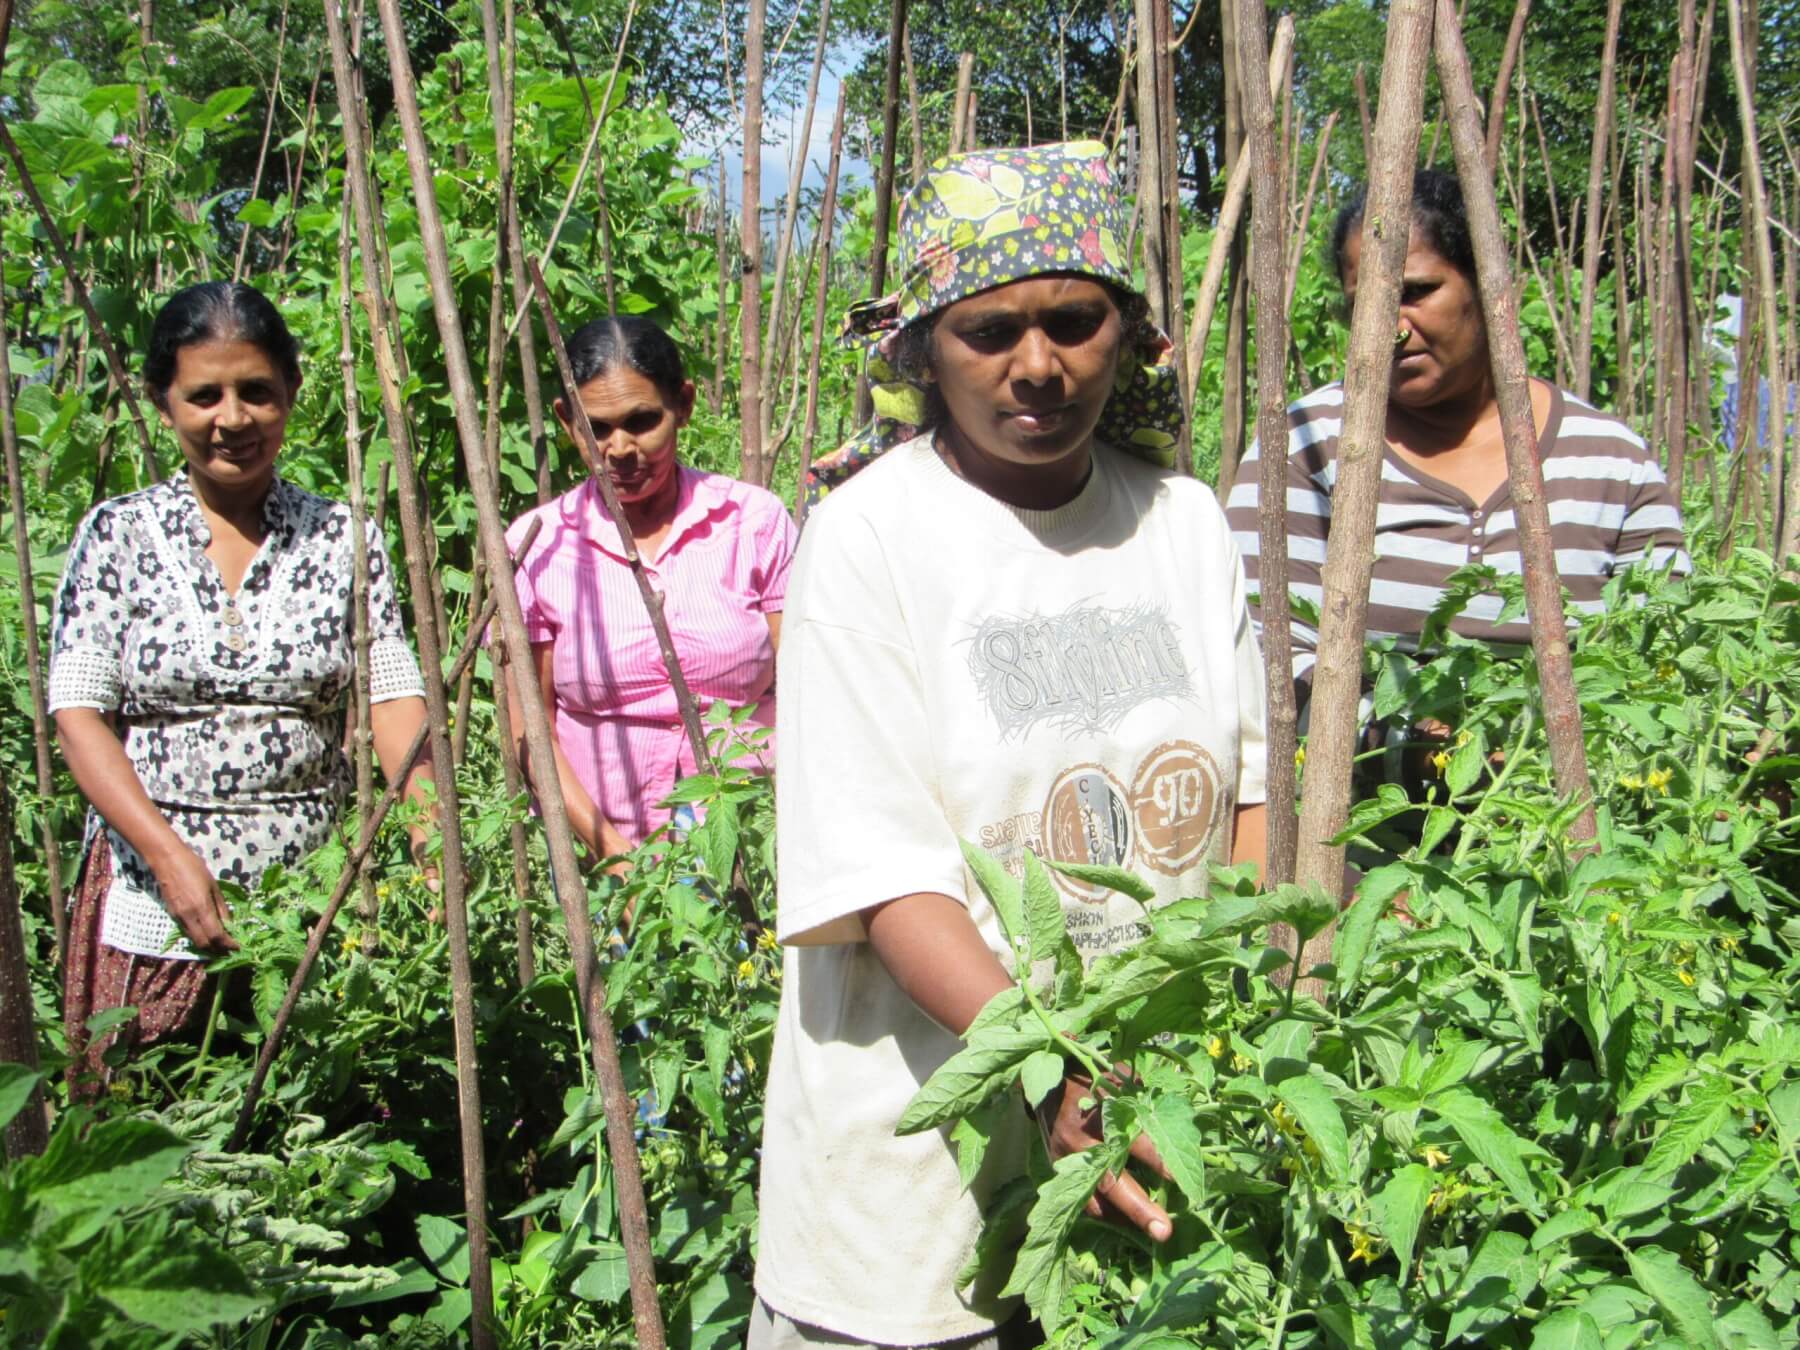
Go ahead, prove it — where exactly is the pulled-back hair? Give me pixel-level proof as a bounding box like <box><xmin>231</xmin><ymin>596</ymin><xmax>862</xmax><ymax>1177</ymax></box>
<box><xmin>564</xmin><ymin>315</ymin><xmax>687</xmax><ymax>405</ymax></box>
<box><xmin>144</xmin><ymin>281</ymin><xmax>302</xmax><ymax>407</ymax></box>
<box><xmin>1329</xmin><ymin>167</ymin><xmax>1476</xmax><ymax>288</ymax></box>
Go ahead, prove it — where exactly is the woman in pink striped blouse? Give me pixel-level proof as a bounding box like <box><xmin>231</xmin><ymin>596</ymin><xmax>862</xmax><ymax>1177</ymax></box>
<box><xmin>503</xmin><ymin>317</ymin><xmax>797</xmax><ymax>865</ymax></box>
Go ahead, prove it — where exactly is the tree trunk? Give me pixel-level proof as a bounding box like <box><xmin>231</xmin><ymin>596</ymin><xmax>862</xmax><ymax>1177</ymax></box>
<box><xmin>1483</xmin><ymin>0</ymin><xmax>1531</xmax><ymax>171</ymax></box>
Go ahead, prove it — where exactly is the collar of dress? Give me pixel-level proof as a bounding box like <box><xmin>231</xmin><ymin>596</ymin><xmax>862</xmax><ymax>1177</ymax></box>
<box><xmin>571</xmin><ymin>465</ymin><xmax>730</xmax><ymax>563</ymax></box>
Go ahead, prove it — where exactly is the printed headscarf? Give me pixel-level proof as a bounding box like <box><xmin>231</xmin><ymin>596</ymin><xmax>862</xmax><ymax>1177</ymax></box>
<box><xmin>803</xmin><ymin>140</ymin><xmax>1185</xmax><ymax>508</ymax></box>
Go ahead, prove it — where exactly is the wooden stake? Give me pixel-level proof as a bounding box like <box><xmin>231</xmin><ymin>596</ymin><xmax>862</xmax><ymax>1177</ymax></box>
<box><xmin>740</xmin><ymin>0</ymin><xmax>768</xmax><ymax>482</ymax></box>
<box><xmin>1727</xmin><ymin>0</ymin><xmax>1797</xmax><ymax>557</ymax></box>
<box><xmin>1285</xmin><ymin>111</ymin><xmax>1336</xmax><ymax>314</ymax></box>
<box><xmin>1236</xmin><ymin>0</ymin><xmax>1297</xmax><ymax>885</ymax></box>
<box><xmin>0</xmin><ymin>251</ymin><xmax>66</xmax><ymax>959</ymax></box>
<box><xmin>330</xmin><ymin>2</ymin><xmax>497</xmax><ymax>1339</ymax></box>
<box><xmin>1574</xmin><ymin>0</ymin><xmax>1623</xmax><ymax>401</ymax></box>
<box><xmin>1483</xmin><ymin>0</ymin><xmax>1530</xmax><ymax>171</ymax></box>
<box><xmin>858</xmin><ymin>0</ymin><xmax>910</xmax><ymax>424</ymax></box>
<box><xmin>904</xmin><ymin>13</ymin><xmax>925</xmax><ymax>183</ymax></box>
<box><xmin>233</xmin><ymin>0</ymin><xmax>290</xmax><ymax>282</ymax></box>
<box><xmin>0</xmin><ymin>776</ymin><xmax>47</xmax><ymax>1159</ymax></box>
<box><xmin>797</xmin><ymin>85</ymin><xmax>849</xmax><ymax>525</ymax></box>
<box><xmin>1287</xmin><ymin>0</ymin><xmax>1435</xmax><ymax>989</ymax></box>
<box><xmin>1436</xmin><ymin>0</ymin><xmax>1596</xmax><ymax>836</ymax></box>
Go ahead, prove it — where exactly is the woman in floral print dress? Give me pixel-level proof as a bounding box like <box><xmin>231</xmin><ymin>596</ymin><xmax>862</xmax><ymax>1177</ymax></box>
<box><xmin>47</xmin><ymin>281</ymin><xmax>434</xmax><ymax>1097</ymax></box>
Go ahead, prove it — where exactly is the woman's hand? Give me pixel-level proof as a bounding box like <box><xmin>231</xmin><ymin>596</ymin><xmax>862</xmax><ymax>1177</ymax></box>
<box><xmin>146</xmin><ymin>840</ymin><xmax>239</xmax><ymax>952</ymax></box>
<box><xmin>1041</xmin><ymin>1071</ymin><xmax>1174</xmax><ymax>1242</ymax></box>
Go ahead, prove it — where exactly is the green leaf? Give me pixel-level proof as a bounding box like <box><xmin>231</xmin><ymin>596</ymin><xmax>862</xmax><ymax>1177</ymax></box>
<box><xmin>26</xmin><ymin>1118</ymin><xmax>192</xmax><ymax>1240</ymax></box>
<box><xmin>1626</xmin><ymin>1246</ymin><xmax>1721</xmax><ymax>1349</ymax></box>
<box><xmin>1694</xmin><ymin>1136</ymin><xmax>1781</xmax><ymax>1222</ymax></box>
<box><xmin>960</xmin><ymin>838</ymin><xmax>1026</xmax><ymax>950</ymax></box>
<box><xmin>416</xmin><ymin>1214</ymin><xmax>470</xmax><ymax>1287</ymax></box>
<box><xmin>693</xmin><ymin>795</ymin><xmax>740</xmax><ymax>885</ymax></box>
<box><xmin>1001</xmin><ymin>1149</ymin><xmax>1109</xmax><ymax>1326</ymax></box>
<box><xmin>1428</xmin><ymin>1087</ymin><xmax>1543</xmax><ymax>1212</ymax></box>
<box><xmin>1020</xmin><ymin>851</ymin><xmax>1067</xmax><ymax>967</ymax></box>
<box><xmin>1622</xmin><ymin>1053</ymin><xmax>1694</xmax><ymax>1114</ymax></box>
<box><xmin>95</xmin><ymin>1246</ymin><xmax>264</xmax><ymax>1332</ymax></box>
<box><xmin>1273</xmin><ymin>1076</ymin><xmax>1349</xmax><ymax>1182</ymax></box>
<box><xmin>1530</xmin><ymin>1309</ymin><xmax>1605</xmax><ymax>1350</ymax></box>
<box><xmin>0</xmin><ymin>1063</ymin><xmax>43</xmax><ymax>1133</ymax></box>
<box><xmin>1371</xmin><ymin>1163</ymin><xmax>1434</xmax><ymax>1276</ymax></box>
<box><xmin>1266</xmin><ymin>883</ymin><xmax>1339</xmax><ymax>945</ymax></box>
<box><xmin>1334</xmin><ymin>865</ymin><xmax>1408</xmax><ymax>991</ymax></box>
<box><xmin>1019</xmin><ymin>1050</ymin><xmax>1065</xmax><ymax>1109</ymax></box>
<box><xmin>1066</xmin><ymin>937</ymin><xmax>1220</xmax><ymax>1030</ymax></box>
<box><xmin>1531</xmin><ymin>1206</ymin><xmax>1599</xmax><ymax>1250</ymax></box>
<box><xmin>1445</xmin><ymin>733</ymin><xmax>1486</xmax><ymax>797</ymax></box>
<box><xmin>570</xmin><ymin>1243</ymin><xmax>631</xmax><ymax>1304</ymax></box>
<box><xmin>1642</xmin><ymin>1076</ymin><xmax>1734</xmax><ymax>1178</ymax></box>
<box><xmin>898</xmin><ymin>1024</ymin><xmax>1046</xmax><ymax>1134</ymax></box>
<box><xmin>1042</xmin><ymin>857</ymin><xmax>1155</xmax><ymax>904</ymax></box>
<box><xmin>1445</xmin><ymin>1230</ymin><xmax>1536</xmax><ymax>1342</ymax></box>
<box><xmin>1142</xmin><ymin>1094</ymin><xmax>1208</xmax><ymax>1208</ymax></box>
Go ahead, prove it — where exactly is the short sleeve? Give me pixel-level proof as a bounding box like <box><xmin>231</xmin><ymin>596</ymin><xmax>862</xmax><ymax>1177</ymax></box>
<box><xmin>47</xmin><ymin>504</ymin><xmax>131</xmax><ymax>712</ymax></box>
<box><xmin>1613</xmin><ymin>455</ymin><xmax>1691</xmax><ymax>576</ymax></box>
<box><xmin>750</xmin><ymin>495</ymin><xmax>799</xmax><ymax>613</ymax></box>
<box><xmin>505</xmin><ymin>511</ymin><xmax>558</xmax><ymax>645</ymax></box>
<box><xmin>364</xmin><ymin>518</ymin><xmax>426</xmax><ymax>704</ymax></box>
<box><xmin>774</xmin><ymin>509</ymin><xmax>965</xmax><ymax>946</ymax></box>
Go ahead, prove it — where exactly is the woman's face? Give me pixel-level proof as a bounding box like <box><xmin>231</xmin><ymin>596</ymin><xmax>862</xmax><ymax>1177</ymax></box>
<box><xmin>929</xmin><ymin>275</ymin><xmax>1125</xmax><ymax>482</ymax></box>
<box><xmin>556</xmin><ymin>366</ymin><xmax>695</xmax><ymax>508</ymax></box>
<box><xmin>1342</xmin><ymin>226</ymin><xmax>1488</xmax><ymax>411</ymax></box>
<box><xmin>156</xmin><ymin>339</ymin><xmax>296</xmax><ymax>499</ymax></box>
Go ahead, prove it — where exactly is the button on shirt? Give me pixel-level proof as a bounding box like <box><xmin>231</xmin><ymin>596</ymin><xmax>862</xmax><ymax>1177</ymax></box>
<box><xmin>506</xmin><ymin>467</ymin><xmax>798</xmax><ymax>844</ymax></box>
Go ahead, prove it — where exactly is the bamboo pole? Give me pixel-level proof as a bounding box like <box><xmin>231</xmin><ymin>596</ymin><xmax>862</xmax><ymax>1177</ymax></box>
<box><xmin>1728</xmin><ymin>0</ymin><xmax>1796</xmax><ymax>557</ymax></box>
<box><xmin>1437</xmin><ymin>0</ymin><xmax>1597</xmax><ymax>834</ymax></box>
<box><xmin>1483</xmin><ymin>0</ymin><xmax>1530</xmax><ymax>171</ymax></box>
<box><xmin>0</xmin><ymin>776</ymin><xmax>47</xmax><ymax>1160</ymax></box>
<box><xmin>0</xmin><ymin>252</ymin><xmax>67</xmax><ymax>959</ymax></box>
<box><xmin>1352</xmin><ymin>63</ymin><xmax>1373</xmax><ymax>167</ymax></box>
<box><xmin>797</xmin><ymin>86</ymin><xmax>849</xmax><ymax>526</ymax></box>
<box><xmin>326</xmin><ymin>2</ymin><xmax>496</xmax><ymax>1340</ymax></box>
<box><xmin>740</xmin><ymin>0</ymin><xmax>768</xmax><ymax>482</ymax></box>
<box><xmin>1573</xmin><ymin>0</ymin><xmax>1623</xmax><ymax>401</ymax></box>
<box><xmin>1236</xmin><ymin>0</ymin><xmax>1297</xmax><ymax>886</ymax></box>
<box><xmin>858</xmin><ymin>0</ymin><xmax>910</xmax><ymax>425</ymax></box>
<box><xmin>0</xmin><ymin>130</ymin><xmax>159</xmax><ymax>485</ymax></box>
<box><xmin>1287</xmin><ymin>0</ymin><xmax>1435</xmax><ymax>989</ymax></box>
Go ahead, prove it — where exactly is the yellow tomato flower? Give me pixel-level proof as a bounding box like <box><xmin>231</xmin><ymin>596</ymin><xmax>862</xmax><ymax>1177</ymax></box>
<box><xmin>1345</xmin><ymin>1222</ymin><xmax>1384</xmax><ymax>1265</ymax></box>
<box><xmin>756</xmin><ymin>929</ymin><xmax>779</xmax><ymax>951</ymax></box>
<box><xmin>1616</xmin><ymin>773</ymin><xmax>1644</xmax><ymax>791</ymax></box>
<box><xmin>1607</xmin><ymin>911</ymin><xmax>1623</xmax><ymax>925</ymax></box>
<box><xmin>737</xmin><ymin>959</ymin><xmax>756</xmax><ymax>981</ymax></box>
<box><xmin>1294</xmin><ymin>745</ymin><xmax>1306</xmax><ymax>770</ymax></box>
<box><xmin>1231</xmin><ymin>1053</ymin><xmax>1253</xmax><ymax>1073</ymax></box>
<box><xmin>1430</xmin><ymin>750</ymin><xmax>1451</xmax><ymax>777</ymax></box>
<box><xmin>340</xmin><ymin>932</ymin><xmax>359</xmax><ymax>957</ymax></box>
<box><xmin>1421</xmin><ymin>1145</ymin><xmax>1453</xmax><ymax>1169</ymax></box>
<box><xmin>1719</xmin><ymin>935</ymin><xmax>1741</xmax><ymax>953</ymax></box>
<box><xmin>1646</xmin><ymin>767</ymin><xmax>1673</xmax><ymax>795</ymax></box>
<box><xmin>1206</xmin><ymin>1035</ymin><xmax>1226</xmax><ymax>1060</ymax></box>
<box><xmin>1677</xmin><ymin>968</ymin><xmax>1696</xmax><ymax>986</ymax></box>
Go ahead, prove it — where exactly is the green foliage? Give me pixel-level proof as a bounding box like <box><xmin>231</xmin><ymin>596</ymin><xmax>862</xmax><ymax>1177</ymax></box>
<box><xmin>904</xmin><ymin>546</ymin><xmax>1800</xmax><ymax>1346</ymax></box>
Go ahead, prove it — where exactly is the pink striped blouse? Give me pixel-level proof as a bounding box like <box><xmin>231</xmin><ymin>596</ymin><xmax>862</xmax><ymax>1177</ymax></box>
<box><xmin>506</xmin><ymin>467</ymin><xmax>797</xmax><ymax>844</ymax></box>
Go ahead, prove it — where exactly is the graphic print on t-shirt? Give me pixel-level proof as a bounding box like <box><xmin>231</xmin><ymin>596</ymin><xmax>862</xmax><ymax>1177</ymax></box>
<box><xmin>966</xmin><ymin>599</ymin><xmax>1195</xmax><ymax>740</ymax></box>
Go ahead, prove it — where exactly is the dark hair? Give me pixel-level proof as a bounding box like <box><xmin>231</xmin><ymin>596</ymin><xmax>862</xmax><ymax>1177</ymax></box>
<box><xmin>565</xmin><ymin>315</ymin><xmax>687</xmax><ymax>405</ymax></box>
<box><xmin>144</xmin><ymin>281</ymin><xmax>302</xmax><ymax>407</ymax></box>
<box><xmin>887</xmin><ymin>280</ymin><xmax>1154</xmax><ymax>430</ymax></box>
<box><xmin>1329</xmin><ymin>167</ymin><xmax>1476</xmax><ymax>288</ymax></box>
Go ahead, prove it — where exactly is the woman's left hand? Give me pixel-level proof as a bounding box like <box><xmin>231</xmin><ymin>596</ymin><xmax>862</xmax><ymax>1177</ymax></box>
<box><xmin>1041</xmin><ymin>1071</ymin><xmax>1174</xmax><ymax>1242</ymax></box>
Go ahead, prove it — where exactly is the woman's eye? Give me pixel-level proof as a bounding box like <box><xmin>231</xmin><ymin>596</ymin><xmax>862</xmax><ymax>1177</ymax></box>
<box><xmin>1046</xmin><ymin>311</ymin><xmax>1105</xmax><ymax>344</ymax></box>
<box><xmin>626</xmin><ymin>411</ymin><xmax>663</xmax><ymax>434</ymax></box>
<box><xmin>959</xmin><ymin>324</ymin><xmax>1016</xmax><ymax>350</ymax></box>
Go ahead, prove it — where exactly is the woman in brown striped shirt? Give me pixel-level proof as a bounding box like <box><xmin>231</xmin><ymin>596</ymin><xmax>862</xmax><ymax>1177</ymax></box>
<box><xmin>1226</xmin><ymin>169</ymin><xmax>1689</xmax><ymax>715</ymax></box>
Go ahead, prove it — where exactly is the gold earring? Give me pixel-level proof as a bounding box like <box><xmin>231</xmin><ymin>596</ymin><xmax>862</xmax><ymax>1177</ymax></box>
<box><xmin>1395</xmin><ymin>327</ymin><xmax>1412</xmax><ymax>347</ymax></box>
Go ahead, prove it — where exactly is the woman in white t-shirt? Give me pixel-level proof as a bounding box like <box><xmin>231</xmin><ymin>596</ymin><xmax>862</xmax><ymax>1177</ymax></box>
<box><xmin>754</xmin><ymin>141</ymin><xmax>1270</xmax><ymax>1350</ymax></box>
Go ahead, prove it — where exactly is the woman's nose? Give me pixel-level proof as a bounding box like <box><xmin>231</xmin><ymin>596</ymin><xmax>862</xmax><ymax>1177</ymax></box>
<box><xmin>1012</xmin><ymin>327</ymin><xmax>1058</xmax><ymax>384</ymax></box>
<box><xmin>217</xmin><ymin>393</ymin><xmax>252</xmax><ymax>429</ymax></box>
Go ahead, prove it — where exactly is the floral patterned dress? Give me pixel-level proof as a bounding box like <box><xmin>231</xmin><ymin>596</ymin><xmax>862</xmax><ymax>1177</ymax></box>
<box><xmin>47</xmin><ymin>473</ymin><xmax>424</xmax><ymax>1085</ymax></box>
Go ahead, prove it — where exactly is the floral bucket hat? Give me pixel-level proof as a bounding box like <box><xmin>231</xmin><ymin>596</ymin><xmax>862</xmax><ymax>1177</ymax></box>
<box><xmin>803</xmin><ymin>139</ymin><xmax>1184</xmax><ymax>508</ymax></box>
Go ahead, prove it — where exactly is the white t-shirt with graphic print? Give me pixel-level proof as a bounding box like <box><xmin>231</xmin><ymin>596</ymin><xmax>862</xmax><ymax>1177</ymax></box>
<box><xmin>755</xmin><ymin>434</ymin><xmax>1269</xmax><ymax>1345</ymax></box>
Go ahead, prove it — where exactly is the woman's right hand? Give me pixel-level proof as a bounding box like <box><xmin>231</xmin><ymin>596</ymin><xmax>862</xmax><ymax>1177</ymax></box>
<box><xmin>148</xmin><ymin>841</ymin><xmax>239</xmax><ymax>952</ymax></box>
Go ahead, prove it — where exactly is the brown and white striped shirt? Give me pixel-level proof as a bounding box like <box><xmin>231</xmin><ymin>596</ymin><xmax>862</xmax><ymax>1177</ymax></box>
<box><xmin>1225</xmin><ymin>381</ymin><xmax>1689</xmax><ymax>690</ymax></box>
